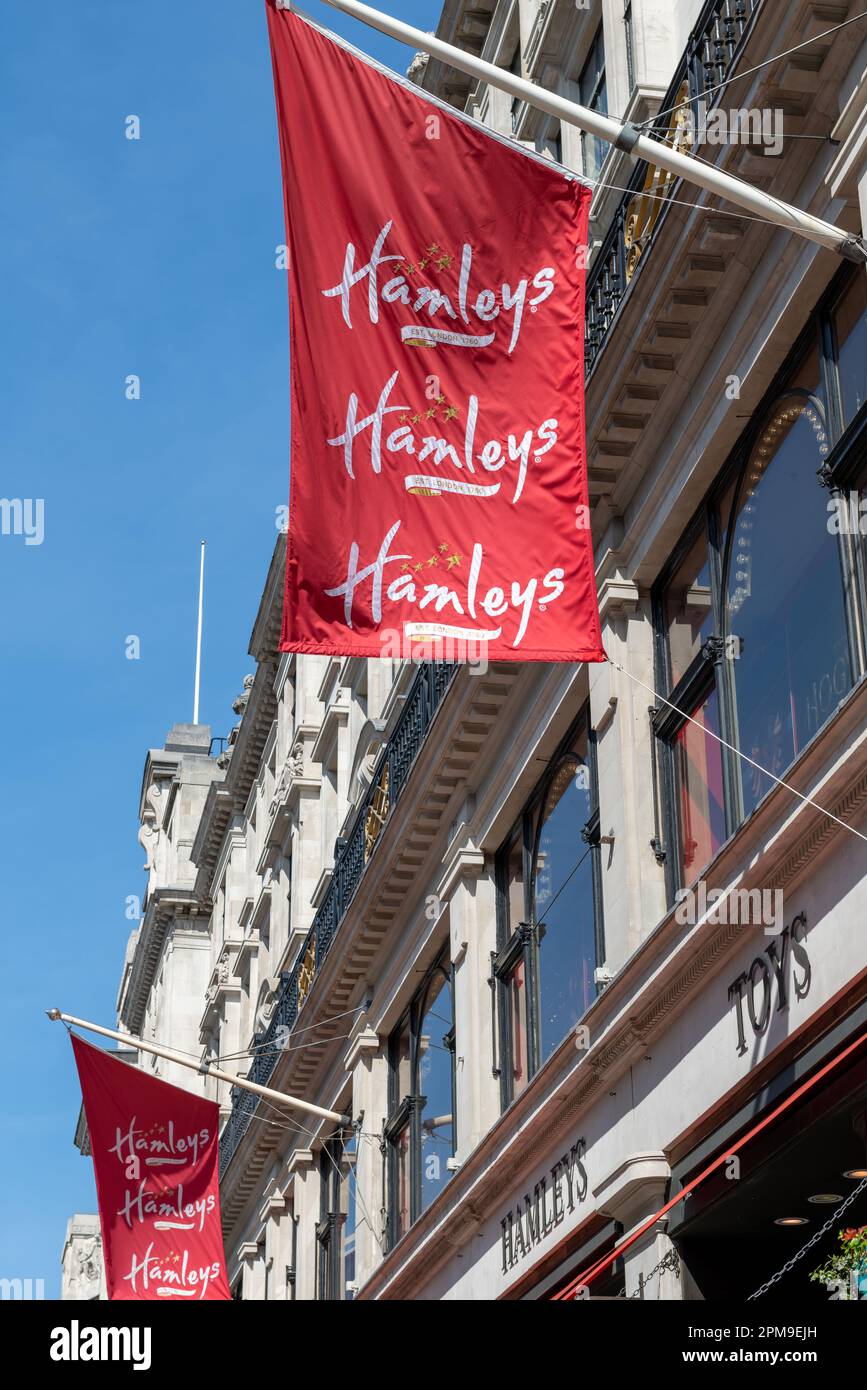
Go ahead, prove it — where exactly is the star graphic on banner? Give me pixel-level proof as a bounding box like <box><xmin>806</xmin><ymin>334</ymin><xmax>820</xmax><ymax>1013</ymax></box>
<box><xmin>427</xmin><ymin>243</ymin><xmax>440</xmax><ymax>255</ymax></box>
<box><xmin>436</xmin><ymin>394</ymin><xmax>446</xmax><ymax>404</ymax></box>
<box><xmin>403</xmin><ymin>262</ymin><xmax>416</xmax><ymax>276</ymax></box>
<box><xmin>399</xmin><ymin>413</ymin><xmax>409</xmax><ymax>424</ymax></box>
<box><xmin>413</xmin><ymin>562</ymin><xmax>424</xmax><ymax>574</ymax></box>
<box><xmin>401</xmin><ymin>562</ymin><xmax>412</xmax><ymax>572</ymax></box>
<box><xmin>443</xmin><ymin>405</ymin><xmax>458</xmax><ymax>421</ymax></box>
<box><xmin>411</xmin><ymin>412</ymin><xmax>421</xmax><ymax>424</ymax></box>
<box><xmin>417</xmin><ymin>257</ymin><xmax>429</xmax><ymax>271</ymax></box>
<box><xmin>427</xmin><ymin>556</ymin><xmax>439</xmax><ymax>568</ymax></box>
<box><xmin>424</xmin><ymin>407</ymin><xmax>437</xmax><ymax>420</ymax></box>
<box><xmin>438</xmin><ymin>542</ymin><xmax>449</xmax><ymax>553</ymax></box>
<box><xmin>436</xmin><ymin>253</ymin><xmax>452</xmax><ymax>270</ymax></box>
<box><xmin>447</xmin><ymin>553</ymin><xmax>462</xmax><ymax>569</ymax></box>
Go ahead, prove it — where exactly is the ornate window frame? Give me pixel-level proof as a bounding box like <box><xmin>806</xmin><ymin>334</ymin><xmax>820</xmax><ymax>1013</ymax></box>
<box><xmin>651</xmin><ymin>266</ymin><xmax>867</xmax><ymax>905</ymax></box>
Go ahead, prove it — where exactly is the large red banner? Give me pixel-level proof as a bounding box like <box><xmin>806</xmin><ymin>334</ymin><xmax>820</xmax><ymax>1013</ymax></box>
<box><xmin>71</xmin><ymin>1035</ymin><xmax>231</xmax><ymax>1301</ymax></box>
<box><xmin>267</xmin><ymin>5</ymin><xmax>604</xmax><ymax>663</ymax></box>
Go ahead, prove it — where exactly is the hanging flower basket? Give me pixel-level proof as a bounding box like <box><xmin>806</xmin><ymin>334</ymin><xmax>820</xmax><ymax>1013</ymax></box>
<box><xmin>810</xmin><ymin>1225</ymin><xmax>867</xmax><ymax>1299</ymax></box>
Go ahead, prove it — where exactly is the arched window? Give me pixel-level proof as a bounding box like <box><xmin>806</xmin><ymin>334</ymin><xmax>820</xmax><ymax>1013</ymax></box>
<box><xmin>493</xmin><ymin>710</ymin><xmax>604</xmax><ymax>1107</ymax></box>
<box><xmin>653</xmin><ymin>268</ymin><xmax>867</xmax><ymax>899</ymax></box>
<box><xmin>721</xmin><ymin>379</ymin><xmax>849</xmax><ymax>820</ymax></box>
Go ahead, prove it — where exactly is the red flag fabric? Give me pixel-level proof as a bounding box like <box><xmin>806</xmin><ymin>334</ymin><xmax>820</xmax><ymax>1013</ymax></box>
<box><xmin>267</xmin><ymin>5</ymin><xmax>604</xmax><ymax>663</ymax></box>
<box><xmin>71</xmin><ymin>1034</ymin><xmax>230</xmax><ymax>1301</ymax></box>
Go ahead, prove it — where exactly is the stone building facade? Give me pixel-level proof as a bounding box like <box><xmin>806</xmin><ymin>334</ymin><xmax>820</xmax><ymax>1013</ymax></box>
<box><xmin>65</xmin><ymin>0</ymin><xmax>867</xmax><ymax>1300</ymax></box>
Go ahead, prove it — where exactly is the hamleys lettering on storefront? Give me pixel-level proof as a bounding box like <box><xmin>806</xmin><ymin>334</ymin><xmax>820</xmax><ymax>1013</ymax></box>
<box><xmin>500</xmin><ymin>1139</ymin><xmax>589</xmax><ymax>1274</ymax></box>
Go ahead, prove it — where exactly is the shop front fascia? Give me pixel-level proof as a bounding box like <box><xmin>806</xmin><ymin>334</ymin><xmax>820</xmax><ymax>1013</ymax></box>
<box><xmin>357</xmin><ymin>678</ymin><xmax>867</xmax><ymax>1300</ymax></box>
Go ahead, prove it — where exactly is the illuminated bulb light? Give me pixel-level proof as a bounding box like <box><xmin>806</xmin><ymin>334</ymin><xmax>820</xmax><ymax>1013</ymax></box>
<box><xmin>774</xmin><ymin>1217</ymin><xmax>808</xmax><ymax>1227</ymax></box>
<box><xmin>807</xmin><ymin>1193</ymin><xmax>844</xmax><ymax>1204</ymax></box>
<box><xmin>843</xmin><ymin>1168</ymin><xmax>867</xmax><ymax>1180</ymax></box>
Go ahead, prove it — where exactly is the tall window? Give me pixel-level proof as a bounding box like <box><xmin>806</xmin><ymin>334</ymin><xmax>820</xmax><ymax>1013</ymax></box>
<box><xmin>652</xmin><ymin>269</ymin><xmax>867</xmax><ymax>900</ymax></box>
<box><xmin>316</xmin><ymin>1132</ymin><xmax>353</xmax><ymax>1300</ymax></box>
<box><xmin>343</xmin><ymin>1133</ymin><xmax>357</xmax><ymax>1300</ymax></box>
<box><xmin>624</xmin><ymin>3</ymin><xmax>635</xmax><ymax>94</ymax></box>
<box><xmin>578</xmin><ymin>26</ymin><xmax>607</xmax><ymax>179</ymax></box>
<box><xmin>509</xmin><ymin>44</ymin><xmax>522</xmax><ymax>134</ymax></box>
<box><xmin>832</xmin><ymin>271</ymin><xmax>867</xmax><ymax>427</ymax></box>
<box><xmin>385</xmin><ymin>952</ymin><xmax>455</xmax><ymax>1247</ymax></box>
<box><xmin>493</xmin><ymin>711</ymin><xmax>604</xmax><ymax>1108</ymax></box>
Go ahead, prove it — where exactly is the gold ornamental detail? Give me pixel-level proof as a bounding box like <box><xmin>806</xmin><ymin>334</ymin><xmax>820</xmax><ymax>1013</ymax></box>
<box><xmin>624</xmin><ymin>83</ymin><xmax>694</xmax><ymax>283</ymax></box>
<box><xmin>364</xmin><ymin>764</ymin><xmax>390</xmax><ymax>862</ymax></box>
<box><xmin>297</xmin><ymin>937</ymin><xmax>316</xmax><ymax>1005</ymax></box>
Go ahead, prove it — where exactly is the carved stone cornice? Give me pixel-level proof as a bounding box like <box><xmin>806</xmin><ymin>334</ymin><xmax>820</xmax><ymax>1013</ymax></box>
<box><xmin>200</xmin><ymin>940</ymin><xmax>244</xmax><ymax>1037</ymax></box>
<box><xmin>343</xmin><ymin>1026</ymin><xmax>381</xmax><ymax>1072</ymax></box>
<box><xmin>193</xmin><ymin>665</ymin><xmax>277</xmax><ymax>896</ymax></box>
<box><xmin>598</xmin><ymin>577</ymin><xmax>641</xmax><ymax>622</ymax></box>
<box><xmin>249</xmin><ymin>536</ymin><xmax>285</xmax><ymax>667</ymax></box>
<box><xmin>120</xmin><ymin>889</ymin><xmax>207</xmax><ymax>1035</ymax></box>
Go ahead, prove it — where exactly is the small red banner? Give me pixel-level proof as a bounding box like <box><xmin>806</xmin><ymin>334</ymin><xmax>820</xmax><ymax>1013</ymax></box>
<box><xmin>71</xmin><ymin>1034</ymin><xmax>231</xmax><ymax>1301</ymax></box>
<box><xmin>267</xmin><ymin>5</ymin><xmax>604</xmax><ymax>663</ymax></box>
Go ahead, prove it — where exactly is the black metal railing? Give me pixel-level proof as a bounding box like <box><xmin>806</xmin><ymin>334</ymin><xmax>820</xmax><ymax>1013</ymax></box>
<box><xmin>219</xmin><ymin>661</ymin><xmax>459</xmax><ymax>1177</ymax></box>
<box><xmin>585</xmin><ymin>0</ymin><xmax>760</xmax><ymax>375</ymax></box>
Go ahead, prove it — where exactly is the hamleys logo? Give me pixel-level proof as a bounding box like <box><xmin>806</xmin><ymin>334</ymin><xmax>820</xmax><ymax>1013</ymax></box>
<box><xmin>321</xmin><ymin>220</ymin><xmax>557</xmax><ymax>354</ymax></box>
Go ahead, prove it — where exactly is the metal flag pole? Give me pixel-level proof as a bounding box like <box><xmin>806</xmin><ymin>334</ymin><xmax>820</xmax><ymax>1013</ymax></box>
<box><xmin>193</xmin><ymin>539</ymin><xmax>205</xmax><ymax>725</ymax></box>
<box><xmin>282</xmin><ymin>0</ymin><xmax>867</xmax><ymax>263</ymax></box>
<box><xmin>47</xmin><ymin>1008</ymin><xmax>351</xmax><ymax>1127</ymax></box>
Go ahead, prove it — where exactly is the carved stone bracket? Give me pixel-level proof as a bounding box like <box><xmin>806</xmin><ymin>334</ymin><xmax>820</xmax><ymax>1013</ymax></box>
<box><xmin>138</xmin><ymin>779</ymin><xmax>167</xmax><ymax>871</ymax></box>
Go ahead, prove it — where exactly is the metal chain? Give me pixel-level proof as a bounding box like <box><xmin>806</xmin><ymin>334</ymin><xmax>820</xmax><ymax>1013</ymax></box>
<box><xmin>620</xmin><ymin>1247</ymin><xmax>681</xmax><ymax>1299</ymax></box>
<box><xmin>747</xmin><ymin>1177</ymin><xmax>867</xmax><ymax>1300</ymax></box>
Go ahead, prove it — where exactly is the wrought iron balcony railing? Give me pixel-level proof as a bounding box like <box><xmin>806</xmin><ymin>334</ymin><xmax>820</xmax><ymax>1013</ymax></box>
<box><xmin>219</xmin><ymin>660</ymin><xmax>458</xmax><ymax>1178</ymax></box>
<box><xmin>585</xmin><ymin>0</ymin><xmax>760</xmax><ymax>375</ymax></box>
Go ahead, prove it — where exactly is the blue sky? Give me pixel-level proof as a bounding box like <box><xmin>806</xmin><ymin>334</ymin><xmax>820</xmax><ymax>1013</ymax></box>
<box><xmin>0</xmin><ymin>0</ymin><xmax>438</xmax><ymax>1297</ymax></box>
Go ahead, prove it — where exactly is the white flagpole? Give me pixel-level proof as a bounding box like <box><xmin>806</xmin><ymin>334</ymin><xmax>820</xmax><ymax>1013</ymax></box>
<box><xmin>286</xmin><ymin>0</ymin><xmax>867</xmax><ymax>263</ymax></box>
<box><xmin>193</xmin><ymin>540</ymin><xmax>205</xmax><ymax>725</ymax></box>
<box><xmin>47</xmin><ymin>1009</ymin><xmax>351</xmax><ymax>1127</ymax></box>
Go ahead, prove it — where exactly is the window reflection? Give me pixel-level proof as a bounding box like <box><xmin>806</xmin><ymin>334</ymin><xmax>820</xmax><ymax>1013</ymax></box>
<box><xmin>386</xmin><ymin>952</ymin><xmax>456</xmax><ymax>1245</ymax></box>
<box><xmin>664</xmin><ymin>530</ymin><xmax>715</xmax><ymax>685</ymax></box>
<box><xmin>724</xmin><ymin>374</ymin><xmax>849</xmax><ymax>817</ymax></box>
<box><xmin>533</xmin><ymin>756</ymin><xmax>596</xmax><ymax>1061</ymax></box>
<box><xmin>494</xmin><ymin>713</ymin><xmax>602</xmax><ymax>1104</ymax></box>
<box><xmin>834</xmin><ymin>276</ymin><xmax>867</xmax><ymax>426</ymax></box>
<box><xmin>578</xmin><ymin>27</ymin><xmax>607</xmax><ymax>179</ymax></box>
<box><xmin>418</xmin><ymin>969</ymin><xmax>454</xmax><ymax>1214</ymax></box>
<box><xmin>504</xmin><ymin>832</ymin><xmax>525</xmax><ymax>935</ymax></box>
<box><xmin>394</xmin><ymin>1017</ymin><xmax>411</xmax><ymax>1105</ymax></box>
<box><xmin>394</xmin><ymin>1125</ymin><xmax>410</xmax><ymax>1243</ymax></box>
<box><xmin>656</xmin><ymin>295</ymin><xmax>863</xmax><ymax>901</ymax></box>
<box><xmin>343</xmin><ymin>1134</ymin><xmax>356</xmax><ymax>1300</ymax></box>
<box><xmin>507</xmin><ymin>958</ymin><xmax>528</xmax><ymax>1098</ymax></box>
<box><xmin>674</xmin><ymin>688</ymin><xmax>725</xmax><ymax>881</ymax></box>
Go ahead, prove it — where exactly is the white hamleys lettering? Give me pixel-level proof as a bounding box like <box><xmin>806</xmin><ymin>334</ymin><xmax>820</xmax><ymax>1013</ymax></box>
<box><xmin>328</xmin><ymin>371</ymin><xmax>557</xmax><ymax>505</ymax></box>
<box><xmin>116</xmin><ymin>1178</ymin><xmax>216</xmax><ymax>1233</ymax></box>
<box><xmin>108</xmin><ymin>1116</ymin><xmax>211</xmax><ymax>1168</ymax></box>
<box><xmin>321</xmin><ymin>220</ymin><xmax>556</xmax><ymax>354</ymax></box>
<box><xmin>123</xmin><ymin>1240</ymin><xmax>223</xmax><ymax>1299</ymax></box>
<box><xmin>324</xmin><ymin>522</ymin><xmax>566</xmax><ymax>648</ymax></box>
